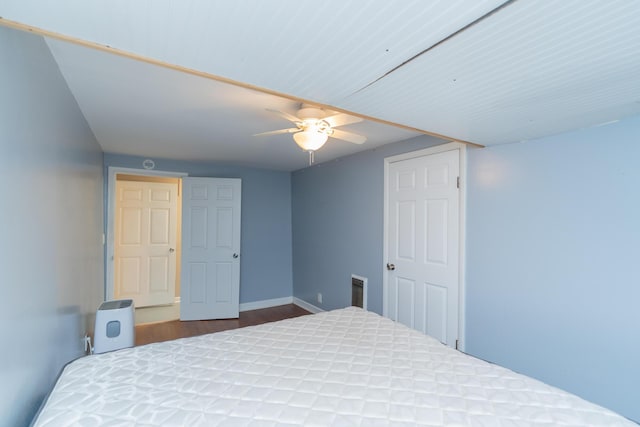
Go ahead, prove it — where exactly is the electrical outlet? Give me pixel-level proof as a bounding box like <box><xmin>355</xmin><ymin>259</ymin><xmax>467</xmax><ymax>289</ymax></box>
<box><xmin>317</xmin><ymin>293</ymin><xmax>322</xmax><ymax>304</ymax></box>
<box><xmin>83</xmin><ymin>334</ymin><xmax>93</xmax><ymax>354</ymax></box>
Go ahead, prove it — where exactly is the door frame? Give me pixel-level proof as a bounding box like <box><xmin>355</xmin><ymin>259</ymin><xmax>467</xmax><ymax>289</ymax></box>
<box><xmin>105</xmin><ymin>166</ymin><xmax>188</xmax><ymax>302</ymax></box>
<box><xmin>382</xmin><ymin>142</ymin><xmax>467</xmax><ymax>351</ymax></box>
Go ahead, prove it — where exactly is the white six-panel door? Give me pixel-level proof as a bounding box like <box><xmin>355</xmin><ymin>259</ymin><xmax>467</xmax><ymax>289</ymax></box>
<box><xmin>114</xmin><ymin>180</ymin><xmax>178</xmax><ymax>307</ymax></box>
<box><xmin>385</xmin><ymin>147</ymin><xmax>461</xmax><ymax>348</ymax></box>
<box><xmin>180</xmin><ymin>177</ymin><xmax>241</xmax><ymax>321</ymax></box>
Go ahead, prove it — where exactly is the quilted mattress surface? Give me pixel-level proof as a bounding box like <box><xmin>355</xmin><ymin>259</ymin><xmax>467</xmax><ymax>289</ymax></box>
<box><xmin>34</xmin><ymin>307</ymin><xmax>634</xmax><ymax>426</ymax></box>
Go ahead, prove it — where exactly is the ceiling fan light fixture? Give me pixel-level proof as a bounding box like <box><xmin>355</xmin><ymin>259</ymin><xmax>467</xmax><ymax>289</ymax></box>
<box><xmin>293</xmin><ymin>130</ymin><xmax>328</xmax><ymax>151</ymax></box>
<box><xmin>257</xmin><ymin>107</ymin><xmax>366</xmax><ymax>164</ymax></box>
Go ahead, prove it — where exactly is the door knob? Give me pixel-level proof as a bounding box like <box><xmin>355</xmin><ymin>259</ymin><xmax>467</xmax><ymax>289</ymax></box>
<box><xmin>386</xmin><ymin>263</ymin><xmax>395</xmax><ymax>271</ymax></box>
<box><xmin>233</xmin><ymin>253</ymin><xmax>239</xmax><ymax>258</ymax></box>
<box><xmin>169</xmin><ymin>248</ymin><xmax>175</xmax><ymax>253</ymax></box>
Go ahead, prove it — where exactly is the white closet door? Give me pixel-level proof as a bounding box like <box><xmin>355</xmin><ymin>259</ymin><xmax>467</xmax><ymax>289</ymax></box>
<box><xmin>385</xmin><ymin>148</ymin><xmax>460</xmax><ymax>347</ymax></box>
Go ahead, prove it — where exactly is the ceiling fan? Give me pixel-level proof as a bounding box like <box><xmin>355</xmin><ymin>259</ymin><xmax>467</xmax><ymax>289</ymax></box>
<box><xmin>254</xmin><ymin>105</ymin><xmax>367</xmax><ymax>164</ymax></box>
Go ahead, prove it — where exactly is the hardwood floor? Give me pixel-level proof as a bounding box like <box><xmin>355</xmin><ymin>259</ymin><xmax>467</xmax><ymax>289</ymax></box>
<box><xmin>135</xmin><ymin>304</ymin><xmax>311</xmax><ymax>346</ymax></box>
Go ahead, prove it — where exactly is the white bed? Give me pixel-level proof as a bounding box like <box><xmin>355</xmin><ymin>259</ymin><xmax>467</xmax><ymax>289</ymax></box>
<box><xmin>34</xmin><ymin>307</ymin><xmax>635</xmax><ymax>426</ymax></box>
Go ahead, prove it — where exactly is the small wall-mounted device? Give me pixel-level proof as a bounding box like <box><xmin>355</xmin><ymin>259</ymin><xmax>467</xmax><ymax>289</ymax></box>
<box><xmin>142</xmin><ymin>159</ymin><xmax>155</xmax><ymax>170</ymax></box>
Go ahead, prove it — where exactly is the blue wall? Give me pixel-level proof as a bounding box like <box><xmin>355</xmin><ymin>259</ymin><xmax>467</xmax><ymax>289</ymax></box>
<box><xmin>466</xmin><ymin>116</ymin><xmax>640</xmax><ymax>422</ymax></box>
<box><xmin>291</xmin><ymin>136</ymin><xmax>443</xmax><ymax>313</ymax></box>
<box><xmin>291</xmin><ymin>116</ymin><xmax>640</xmax><ymax>422</ymax></box>
<box><xmin>104</xmin><ymin>154</ymin><xmax>293</xmax><ymax>305</ymax></box>
<box><xmin>0</xmin><ymin>27</ymin><xmax>104</xmax><ymax>427</ymax></box>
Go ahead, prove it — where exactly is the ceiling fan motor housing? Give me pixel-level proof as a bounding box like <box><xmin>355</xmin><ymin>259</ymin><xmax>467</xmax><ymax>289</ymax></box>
<box><xmin>297</xmin><ymin>106</ymin><xmax>326</xmax><ymax>120</ymax></box>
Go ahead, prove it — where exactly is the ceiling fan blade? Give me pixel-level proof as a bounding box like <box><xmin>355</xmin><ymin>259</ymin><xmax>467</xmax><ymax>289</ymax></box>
<box><xmin>330</xmin><ymin>129</ymin><xmax>367</xmax><ymax>144</ymax></box>
<box><xmin>324</xmin><ymin>113</ymin><xmax>363</xmax><ymax>128</ymax></box>
<box><xmin>253</xmin><ymin>128</ymin><xmax>300</xmax><ymax>136</ymax></box>
<box><xmin>266</xmin><ymin>108</ymin><xmax>301</xmax><ymax>123</ymax></box>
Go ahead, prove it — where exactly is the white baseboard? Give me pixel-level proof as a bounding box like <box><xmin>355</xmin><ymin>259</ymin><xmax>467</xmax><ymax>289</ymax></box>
<box><xmin>137</xmin><ymin>296</ymin><xmax>318</xmax><ymax>323</ymax></box>
<box><xmin>239</xmin><ymin>296</ymin><xmax>293</xmax><ymax>312</ymax></box>
<box><xmin>293</xmin><ymin>297</ymin><xmax>324</xmax><ymax>314</ymax></box>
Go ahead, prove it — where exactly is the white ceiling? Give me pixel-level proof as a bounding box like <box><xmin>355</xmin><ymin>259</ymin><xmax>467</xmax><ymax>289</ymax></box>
<box><xmin>45</xmin><ymin>38</ymin><xmax>420</xmax><ymax>171</ymax></box>
<box><xmin>2</xmin><ymin>0</ymin><xmax>639</xmax><ymax>170</ymax></box>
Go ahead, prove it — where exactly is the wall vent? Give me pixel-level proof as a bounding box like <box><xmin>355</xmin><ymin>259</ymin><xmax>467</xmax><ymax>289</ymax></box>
<box><xmin>351</xmin><ymin>275</ymin><xmax>368</xmax><ymax>310</ymax></box>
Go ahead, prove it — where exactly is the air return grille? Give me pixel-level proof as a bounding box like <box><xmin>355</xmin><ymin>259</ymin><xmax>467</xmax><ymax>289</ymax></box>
<box><xmin>351</xmin><ymin>276</ymin><xmax>365</xmax><ymax>308</ymax></box>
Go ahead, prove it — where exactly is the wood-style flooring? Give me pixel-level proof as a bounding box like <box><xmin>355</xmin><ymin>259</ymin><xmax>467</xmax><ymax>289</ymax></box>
<box><xmin>135</xmin><ymin>303</ymin><xmax>311</xmax><ymax>346</ymax></box>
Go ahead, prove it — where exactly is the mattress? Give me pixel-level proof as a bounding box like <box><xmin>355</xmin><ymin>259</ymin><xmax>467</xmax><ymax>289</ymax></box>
<box><xmin>34</xmin><ymin>307</ymin><xmax>634</xmax><ymax>426</ymax></box>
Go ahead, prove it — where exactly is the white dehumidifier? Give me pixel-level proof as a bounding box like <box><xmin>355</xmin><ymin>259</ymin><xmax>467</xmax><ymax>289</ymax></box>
<box><xmin>94</xmin><ymin>299</ymin><xmax>135</xmax><ymax>354</ymax></box>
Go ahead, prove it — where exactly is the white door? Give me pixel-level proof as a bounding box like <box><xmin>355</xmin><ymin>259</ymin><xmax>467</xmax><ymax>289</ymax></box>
<box><xmin>114</xmin><ymin>180</ymin><xmax>178</xmax><ymax>307</ymax></box>
<box><xmin>180</xmin><ymin>178</ymin><xmax>241</xmax><ymax>320</ymax></box>
<box><xmin>384</xmin><ymin>147</ymin><xmax>461</xmax><ymax>347</ymax></box>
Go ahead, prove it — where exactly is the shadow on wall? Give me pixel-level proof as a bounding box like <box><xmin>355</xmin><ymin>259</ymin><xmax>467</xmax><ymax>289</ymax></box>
<box><xmin>16</xmin><ymin>306</ymin><xmax>86</xmax><ymax>426</ymax></box>
<box><xmin>54</xmin><ymin>306</ymin><xmax>85</xmax><ymax>368</ymax></box>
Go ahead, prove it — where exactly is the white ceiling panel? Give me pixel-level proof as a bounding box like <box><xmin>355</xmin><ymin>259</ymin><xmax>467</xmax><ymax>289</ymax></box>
<box><xmin>45</xmin><ymin>38</ymin><xmax>421</xmax><ymax>171</ymax></box>
<box><xmin>340</xmin><ymin>0</ymin><xmax>640</xmax><ymax>145</ymax></box>
<box><xmin>2</xmin><ymin>0</ymin><xmax>639</xmax><ymax>161</ymax></box>
<box><xmin>0</xmin><ymin>0</ymin><xmax>508</xmax><ymax>103</ymax></box>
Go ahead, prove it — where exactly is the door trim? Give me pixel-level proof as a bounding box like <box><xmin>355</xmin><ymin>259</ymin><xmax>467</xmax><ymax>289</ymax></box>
<box><xmin>383</xmin><ymin>142</ymin><xmax>467</xmax><ymax>351</ymax></box>
<box><xmin>105</xmin><ymin>166</ymin><xmax>187</xmax><ymax>301</ymax></box>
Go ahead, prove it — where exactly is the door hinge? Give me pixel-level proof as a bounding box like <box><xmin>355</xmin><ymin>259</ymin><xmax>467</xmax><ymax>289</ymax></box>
<box><xmin>456</xmin><ymin>176</ymin><xmax>460</xmax><ymax>189</ymax></box>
